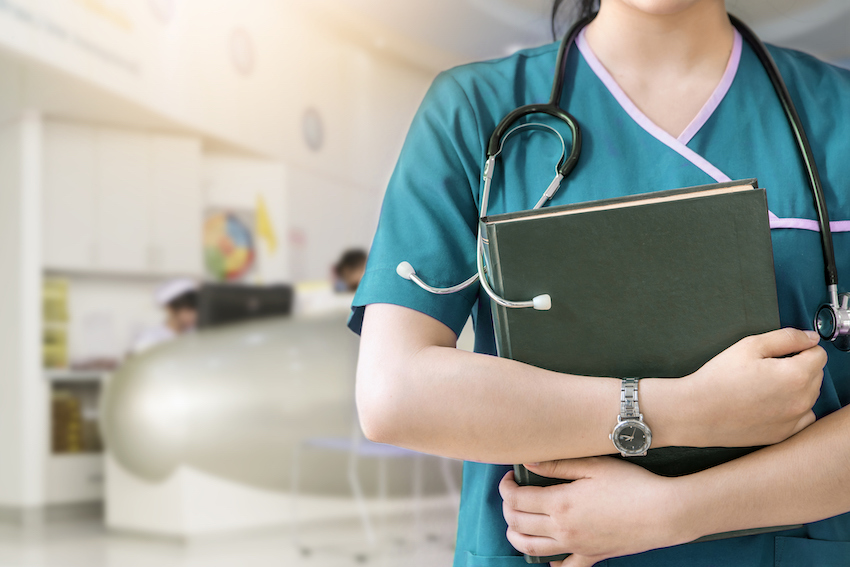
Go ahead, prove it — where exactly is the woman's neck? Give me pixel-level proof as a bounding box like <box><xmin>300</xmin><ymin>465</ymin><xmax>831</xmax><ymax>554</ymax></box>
<box><xmin>584</xmin><ymin>1</ymin><xmax>734</xmax><ymax>138</ymax></box>
<box><xmin>586</xmin><ymin>1</ymin><xmax>733</xmax><ymax>77</ymax></box>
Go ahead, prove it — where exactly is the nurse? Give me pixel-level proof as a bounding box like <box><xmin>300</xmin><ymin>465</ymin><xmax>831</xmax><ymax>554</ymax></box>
<box><xmin>350</xmin><ymin>0</ymin><xmax>850</xmax><ymax>565</ymax></box>
<box><xmin>131</xmin><ymin>278</ymin><xmax>199</xmax><ymax>355</ymax></box>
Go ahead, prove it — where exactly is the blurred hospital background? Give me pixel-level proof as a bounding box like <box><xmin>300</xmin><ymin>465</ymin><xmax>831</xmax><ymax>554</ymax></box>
<box><xmin>0</xmin><ymin>1</ymin><xmax>847</xmax><ymax>566</ymax></box>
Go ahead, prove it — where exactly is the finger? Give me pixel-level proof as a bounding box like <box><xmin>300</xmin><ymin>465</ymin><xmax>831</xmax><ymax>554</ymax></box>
<box><xmin>499</xmin><ymin>470</ymin><xmax>518</xmax><ymax>503</ymax></box>
<box><xmin>525</xmin><ymin>457</ymin><xmax>600</xmax><ymax>481</ymax></box>
<box><xmin>500</xmin><ymin>470</ymin><xmax>516</xmax><ymax>489</ymax></box>
<box><xmin>795</xmin><ymin>350</ymin><xmax>827</xmax><ymax>403</ymax></box>
<box><xmin>779</xmin><ymin>346</ymin><xmax>826</xmax><ymax>403</ymax></box>
<box><xmin>755</xmin><ymin>328</ymin><xmax>820</xmax><ymax>359</ymax></box>
<box><xmin>506</xmin><ymin>528</ymin><xmax>560</xmax><ymax>559</ymax></box>
<box><xmin>500</xmin><ymin>472</ymin><xmax>561</xmax><ymax>514</ymax></box>
<box><xmin>503</xmin><ymin>501</ymin><xmax>553</xmax><ymax>536</ymax></box>
<box><xmin>499</xmin><ymin>471</ymin><xmax>519</xmax><ymax>509</ymax></box>
<box><xmin>790</xmin><ymin>343</ymin><xmax>829</xmax><ymax>371</ymax></box>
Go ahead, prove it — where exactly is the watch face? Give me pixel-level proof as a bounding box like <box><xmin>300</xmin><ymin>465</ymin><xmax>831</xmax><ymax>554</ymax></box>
<box><xmin>612</xmin><ymin>420</ymin><xmax>651</xmax><ymax>455</ymax></box>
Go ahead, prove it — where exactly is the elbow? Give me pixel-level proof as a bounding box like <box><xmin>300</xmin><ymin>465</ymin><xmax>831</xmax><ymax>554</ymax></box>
<box><xmin>355</xmin><ymin>365</ymin><xmax>404</xmax><ymax>445</ymax></box>
<box><xmin>357</xmin><ymin>401</ymin><xmax>390</xmax><ymax>445</ymax></box>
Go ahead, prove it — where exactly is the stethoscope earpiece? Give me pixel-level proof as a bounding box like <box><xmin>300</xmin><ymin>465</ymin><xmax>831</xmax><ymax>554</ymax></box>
<box><xmin>396</xmin><ymin>261</ymin><xmax>416</xmax><ymax>280</ymax></box>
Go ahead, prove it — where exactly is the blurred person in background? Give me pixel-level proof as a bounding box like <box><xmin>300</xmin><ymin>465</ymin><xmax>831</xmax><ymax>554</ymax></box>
<box><xmin>333</xmin><ymin>249</ymin><xmax>368</xmax><ymax>292</ymax></box>
<box><xmin>293</xmin><ymin>249</ymin><xmax>368</xmax><ymax>316</ymax></box>
<box><xmin>130</xmin><ymin>278</ymin><xmax>199</xmax><ymax>354</ymax></box>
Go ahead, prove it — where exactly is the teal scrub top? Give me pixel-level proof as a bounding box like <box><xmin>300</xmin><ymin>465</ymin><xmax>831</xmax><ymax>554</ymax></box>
<box><xmin>349</xmin><ymin>29</ymin><xmax>850</xmax><ymax>567</ymax></box>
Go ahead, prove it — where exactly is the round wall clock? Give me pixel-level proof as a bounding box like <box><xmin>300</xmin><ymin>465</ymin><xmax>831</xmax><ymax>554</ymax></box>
<box><xmin>149</xmin><ymin>0</ymin><xmax>177</xmax><ymax>24</ymax></box>
<box><xmin>302</xmin><ymin>108</ymin><xmax>324</xmax><ymax>152</ymax></box>
<box><xmin>230</xmin><ymin>27</ymin><xmax>255</xmax><ymax>76</ymax></box>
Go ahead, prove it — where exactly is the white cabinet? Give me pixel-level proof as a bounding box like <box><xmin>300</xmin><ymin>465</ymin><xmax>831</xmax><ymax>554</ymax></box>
<box><xmin>42</xmin><ymin>122</ymin><xmax>97</xmax><ymax>270</ymax></box>
<box><xmin>46</xmin><ymin>454</ymin><xmax>104</xmax><ymax>504</ymax></box>
<box><xmin>95</xmin><ymin>128</ymin><xmax>151</xmax><ymax>272</ymax></box>
<box><xmin>149</xmin><ymin>135</ymin><xmax>202</xmax><ymax>275</ymax></box>
<box><xmin>42</xmin><ymin>122</ymin><xmax>202</xmax><ymax>276</ymax></box>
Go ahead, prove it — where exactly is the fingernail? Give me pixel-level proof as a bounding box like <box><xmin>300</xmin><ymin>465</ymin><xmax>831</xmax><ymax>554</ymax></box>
<box><xmin>805</xmin><ymin>330</ymin><xmax>820</xmax><ymax>342</ymax></box>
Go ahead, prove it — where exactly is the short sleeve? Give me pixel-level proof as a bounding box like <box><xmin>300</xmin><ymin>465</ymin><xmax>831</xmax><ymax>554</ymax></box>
<box><xmin>348</xmin><ymin>72</ymin><xmax>484</xmax><ymax>337</ymax></box>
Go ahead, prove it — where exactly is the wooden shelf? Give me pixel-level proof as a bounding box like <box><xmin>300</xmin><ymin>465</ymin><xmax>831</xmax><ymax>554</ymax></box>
<box><xmin>44</xmin><ymin>369</ymin><xmax>110</xmax><ymax>383</ymax></box>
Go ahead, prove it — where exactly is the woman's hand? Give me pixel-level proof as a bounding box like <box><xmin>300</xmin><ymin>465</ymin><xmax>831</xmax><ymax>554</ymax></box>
<box><xmin>652</xmin><ymin>328</ymin><xmax>827</xmax><ymax>449</ymax></box>
<box><xmin>500</xmin><ymin>459</ymin><xmax>692</xmax><ymax>567</ymax></box>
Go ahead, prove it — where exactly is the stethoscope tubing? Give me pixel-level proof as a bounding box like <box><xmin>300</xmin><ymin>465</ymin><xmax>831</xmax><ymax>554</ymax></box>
<box><xmin>485</xmin><ymin>15</ymin><xmax>591</xmax><ymax>179</ymax></box>
<box><xmin>398</xmin><ymin>12</ymin><xmax>847</xmax><ymax>344</ymax></box>
<box><xmin>729</xmin><ymin>15</ymin><xmax>838</xmax><ymax>290</ymax></box>
<box><xmin>485</xmin><ymin>12</ymin><xmax>844</xmax><ymax>315</ymax></box>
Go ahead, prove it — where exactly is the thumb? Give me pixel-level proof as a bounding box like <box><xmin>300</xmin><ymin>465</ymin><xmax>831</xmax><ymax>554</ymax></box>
<box><xmin>754</xmin><ymin>328</ymin><xmax>820</xmax><ymax>359</ymax></box>
<box><xmin>525</xmin><ymin>458</ymin><xmax>598</xmax><ymax>481</ymax></box>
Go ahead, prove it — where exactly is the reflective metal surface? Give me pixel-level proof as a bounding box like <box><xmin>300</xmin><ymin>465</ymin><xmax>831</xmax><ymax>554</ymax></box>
<box><xmin>101</xmin><ymin>313</ymin><xmax>359</xmax><ymax>492</ymax></box>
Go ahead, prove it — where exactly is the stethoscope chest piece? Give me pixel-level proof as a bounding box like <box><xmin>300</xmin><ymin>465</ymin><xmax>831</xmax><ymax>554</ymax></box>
<box><xmin>816</xmin><ymin>293</ymin><xmax>850</xmax><ymax>351</ymax></box>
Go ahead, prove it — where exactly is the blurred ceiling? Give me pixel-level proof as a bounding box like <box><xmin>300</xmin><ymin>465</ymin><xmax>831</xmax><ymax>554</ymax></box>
<box><xmin>301</xmin><ymin>0</ymin><xmax>850</xmax><ymax>70</ymax></box>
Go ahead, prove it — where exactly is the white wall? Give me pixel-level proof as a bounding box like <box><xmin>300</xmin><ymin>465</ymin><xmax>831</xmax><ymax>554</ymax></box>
<box><xmin>0</xmin><ymin>0</ymin><xmax>289</xmax><ymax>156</ymax></box>
<box><xmin>287</xmin><ymin>166</ymin><xmax>381</xmax><ymax>283</ymax></box>
<box><xmin>0</xmin><ymin>1</ymin><xmax>435</xmax><ymax>170</ymax></box>
<box><xmin>272</xmin><ymin>16</ymin><xmax>433</xmax><ymax>188</ymax></box>
<box><xmin>279</xmin><ymin>32</ymin><xmax>431</xmax><ymax>281</ymax></box>
<box><xmin>0</xmin><ymin>113</ymin><xmax>48</xmax><ymax>509</ymax></box>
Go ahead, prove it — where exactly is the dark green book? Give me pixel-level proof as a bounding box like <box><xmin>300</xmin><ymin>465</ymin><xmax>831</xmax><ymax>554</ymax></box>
<box><xmin>481</xmin><ymin>179</ymin><xmax>800</xmax><ymax>563</ymax></box>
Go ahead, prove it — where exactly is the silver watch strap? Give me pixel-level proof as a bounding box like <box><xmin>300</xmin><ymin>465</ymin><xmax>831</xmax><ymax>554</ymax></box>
<box><xmin>619</xmin><ymin>378</ymin><xmax>640</xmax><ymax>419</ymax></box>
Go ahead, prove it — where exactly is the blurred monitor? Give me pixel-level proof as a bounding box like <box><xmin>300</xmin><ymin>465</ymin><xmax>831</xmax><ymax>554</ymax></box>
<box><xmin>197</xmin><ymin>284</ymin><xmax>293</xmax><ymax>329</ymax></box>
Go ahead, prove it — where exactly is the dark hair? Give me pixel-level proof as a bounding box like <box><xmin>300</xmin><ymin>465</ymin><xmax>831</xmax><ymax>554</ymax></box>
<box><xmin>168</xmin><ymin>290</ymin><xmax>198</xmax><ymax>312</ymax></box>
<box><xmin>551</xmin><ymin>0</ymin><xmax>599</xmax><ymax>40</ymax></box>
<box><xmin>334</xmin><ymin>249</ymin><xmax>368</xmax><ymax>276</ymax></box>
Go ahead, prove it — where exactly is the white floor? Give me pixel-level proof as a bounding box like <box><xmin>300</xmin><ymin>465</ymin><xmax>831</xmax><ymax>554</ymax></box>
<box><xmin>0</xmin><ymin>511</ymin><xmax>458</xmax><ymax>567</ymax></box>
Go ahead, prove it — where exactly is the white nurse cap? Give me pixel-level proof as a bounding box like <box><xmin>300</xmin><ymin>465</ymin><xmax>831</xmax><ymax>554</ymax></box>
<box><xmin>155</xmin><ymin>278</ymin><xmax>199</xmax><ymax>307</ymax></box>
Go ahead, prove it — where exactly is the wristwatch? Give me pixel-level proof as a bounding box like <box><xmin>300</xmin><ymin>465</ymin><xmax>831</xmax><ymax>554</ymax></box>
<box><xmin>610</xmin><ymin>378</ymin><xmax>652</xmax><ymax>457</ymax></box>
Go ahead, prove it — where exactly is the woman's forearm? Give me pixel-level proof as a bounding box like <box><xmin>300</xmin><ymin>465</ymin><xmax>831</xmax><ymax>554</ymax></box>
<box><xmin>357</xmin><ymin>304</ymin><xmax>683</xmax><ymax>463</ymax></box>
<box><xmin>498</xmin><ymin>405</ymin><xmax>850</xmax><ymax>563</ymax></box>
<box><xmin>676</xmin><ymin>404</ymin><xmax>850</xmax><ymax>540</ymax></box>
<box><xmin>356</xmin><ymin>304</ymin><xmax>823</xmax><ymax>464</ymax></box>
<box><xmin>362</xmin><ymin>340</ymin><xmax>622</xmax><ymax>463</ymax></box>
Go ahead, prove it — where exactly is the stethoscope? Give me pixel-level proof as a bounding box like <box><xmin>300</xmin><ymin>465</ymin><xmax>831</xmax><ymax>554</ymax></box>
<box><xmin>396</xmin><ymin>14</ymin><xmax>850</xmax><ymax>351</ymax></box>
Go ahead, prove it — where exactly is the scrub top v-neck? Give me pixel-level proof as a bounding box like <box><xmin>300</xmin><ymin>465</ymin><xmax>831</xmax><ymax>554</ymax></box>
<box><xmin>575</xmin><ymin>27</ymin><xmax>744</xmax><ymax>180</ymax></box>
<box><xmin>349</xmin><ymin>28</ymin><xmax>850</xmax><ymax>566</ymax></box>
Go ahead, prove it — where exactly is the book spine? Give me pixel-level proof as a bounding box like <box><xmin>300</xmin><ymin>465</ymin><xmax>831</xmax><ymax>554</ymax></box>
<box><xmin>484</xmin><ymin>223</ymin><xmax>511</xmax><ymax>360</ymax></box>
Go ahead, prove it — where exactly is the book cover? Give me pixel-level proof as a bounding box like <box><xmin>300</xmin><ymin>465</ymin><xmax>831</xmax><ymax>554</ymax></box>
<box><xmin>482</xmin><ymin>180</ymin><xmax>798</xmax><ymax>563</ymax></box>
